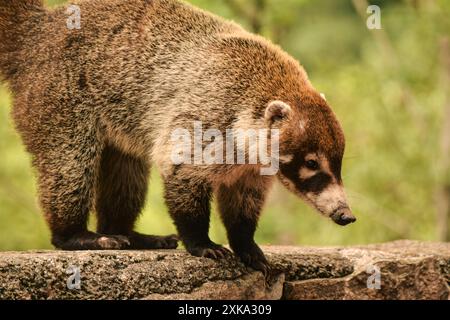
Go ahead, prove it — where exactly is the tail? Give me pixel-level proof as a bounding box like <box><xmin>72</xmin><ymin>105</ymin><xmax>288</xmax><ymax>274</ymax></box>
<box><xmin>0</xmin><ymin>0</ymin><xmax>44</xmax><ymax>81</ymax></box>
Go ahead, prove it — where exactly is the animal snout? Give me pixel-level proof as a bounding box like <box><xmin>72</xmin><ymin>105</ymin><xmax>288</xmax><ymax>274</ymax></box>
<box><xmin>331</xmin><ymin>207</ymin><xmax>356</xmax><ymax>226</ymax></box>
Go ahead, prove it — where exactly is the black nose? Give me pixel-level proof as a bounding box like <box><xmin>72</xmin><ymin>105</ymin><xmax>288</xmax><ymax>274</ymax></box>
<box><xmin>331</xmin><ymin>209</ymin><xmax>356</xmax><ymax>226</ymax></box>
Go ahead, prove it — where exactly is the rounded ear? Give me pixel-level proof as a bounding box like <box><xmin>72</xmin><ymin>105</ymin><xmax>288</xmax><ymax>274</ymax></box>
<box><xmin>265</xmin><ymin>100</ymin><xmax>292</xmax><ymax>126</ymax></box>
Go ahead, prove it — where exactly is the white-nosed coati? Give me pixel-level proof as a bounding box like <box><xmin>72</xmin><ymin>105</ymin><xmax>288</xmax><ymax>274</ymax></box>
<box><xmin>0</xmin><ymin>0</ymin><xmax>355</xmax><ymax>274</ymax></box>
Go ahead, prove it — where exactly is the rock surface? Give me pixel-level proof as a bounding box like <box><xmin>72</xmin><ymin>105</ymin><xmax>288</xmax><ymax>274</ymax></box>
<box><xmin>0</xmin><ymin>240</ymin><xmax>448</xmax><ymax>300</ymax></box>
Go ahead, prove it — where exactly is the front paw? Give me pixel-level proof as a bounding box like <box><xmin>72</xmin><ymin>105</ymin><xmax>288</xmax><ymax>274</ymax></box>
<box><xmin>186</xmin><ymin>242</ymin><xmax>232</xmax><ymax>260</ymax></box>
<box><xmin>234</xmin><ymin>243</ymin><xmax>270</xmax><ymax>277</ymax></box>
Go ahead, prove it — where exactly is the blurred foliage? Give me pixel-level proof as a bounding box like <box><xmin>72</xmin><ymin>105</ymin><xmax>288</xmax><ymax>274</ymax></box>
<box><xmin>0</xmin><ymin>0</ymin><xmax>449</xmax><ymax>250</ymax></box>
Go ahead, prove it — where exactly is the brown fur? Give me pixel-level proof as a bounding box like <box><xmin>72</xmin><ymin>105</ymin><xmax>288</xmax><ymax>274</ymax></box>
<box><xmin>0</xmin><ymin>0</ymin><xmax>350</xmax><ymax>272</ymax></box>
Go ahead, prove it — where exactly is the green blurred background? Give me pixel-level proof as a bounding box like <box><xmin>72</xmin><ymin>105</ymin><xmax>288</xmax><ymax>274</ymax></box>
<box><xmin>1</xmin><ymin>0</ymin><xmax>449</xmax><ymax>250</ymax></box>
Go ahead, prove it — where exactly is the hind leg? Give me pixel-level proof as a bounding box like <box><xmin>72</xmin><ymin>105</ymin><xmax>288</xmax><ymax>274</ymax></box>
<box><xmin>38</xmin><ymin>140</ymin><xmax>130</xmax><ymax>250</ymax></box>
<box><xmin>96</xmin><ymin>145</ymin><xmax>178</xmax><ymax>249</ymax></box>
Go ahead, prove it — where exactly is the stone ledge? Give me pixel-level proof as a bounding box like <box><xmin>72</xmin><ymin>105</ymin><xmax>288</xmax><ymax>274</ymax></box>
<box><xmin>0</xmin><ymin>240</ymin><xmax>448</xmax><ymax>300</ymax></box>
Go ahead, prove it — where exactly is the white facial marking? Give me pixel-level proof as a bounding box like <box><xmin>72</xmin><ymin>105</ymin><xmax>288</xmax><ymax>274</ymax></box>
<box><xmin>279</xmin><ymin>154</ymin><xmax>294</xmax><ymax>164</ymax></box>
<box><xmin>280</xmin><ymin>151</ymin><xmax>348</xmax><ymax>218</ymax></box>
<box><xmin>299</xmin><ymin>153</ymin><xmax>320</xmax><ymax>178</ymax></box>
<box><xmin>299</xmin><ymin>167</ymin><xmax>316</xmax><ymax>180</ymax></box>
<box><xmin>305</xmin><ymin>153</ymin><xmax>319</xmax><ymax>162</ymax></box>
<box><xmin>307</xmin><ymin>184</ymin><xmax>348</xmax><ymax>217</ymax></box>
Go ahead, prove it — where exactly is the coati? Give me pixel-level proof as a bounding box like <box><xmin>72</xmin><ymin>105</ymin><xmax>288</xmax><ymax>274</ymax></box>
<box><xmin>0</xmin><ymin>0</ymin><xmax>355</xmax><ymax>273</ymax></box>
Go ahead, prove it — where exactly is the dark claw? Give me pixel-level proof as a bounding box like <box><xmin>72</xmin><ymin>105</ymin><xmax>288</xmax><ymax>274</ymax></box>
<box><xmin>235</xmin><ymin>244</ymin><xmax>270</xmax><ymax>277</ymax></box>
<box><xmin>224</xmin><ymin>247</ymin><xmax>233</xmax><ymax>254</ymax></box>
<box><xmin>161</xmin><ymin>235</ymin><xmax>179</xmax><ymax>249</ymax></box>
<box><xmin>216</xmin><ymin>249</ymin><xmax>225</xmax><ymax>259</ymax></box>
<box><xmin>220</xmin><ymin>247</ymin><xmax>233</xmax><ymax>257</ymax></box>
<box><xmin>188</xmin><ymin>242</ymin><xmax>231</xmax><ymax>260</ymax></box>
<box><xmin>203</xmin><ymin>249</ymin><xmax>218</xmax><ymax>259</ymax></box>
<box><xmin>252</xmin><ymin>260</ymin><xmax>270</xmax><ymax>277</ymax></box>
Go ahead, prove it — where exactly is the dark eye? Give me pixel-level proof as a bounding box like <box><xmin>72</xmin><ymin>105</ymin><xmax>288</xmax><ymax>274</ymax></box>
<box><xmin>305</xmin><ymin>160</ymin><xmax>319</xmax><ymax>170</ymax></box>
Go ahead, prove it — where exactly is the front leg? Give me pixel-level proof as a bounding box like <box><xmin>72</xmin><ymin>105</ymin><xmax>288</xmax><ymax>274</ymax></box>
<box><xmin>164</xmin><ymin>174</ymin><xmax>230</xmax><ymax>259</ymax></box>
<box><xmin>217</xmin><ymin>176</ymin><xmax>273</xmax><ymax>275</ymax></box>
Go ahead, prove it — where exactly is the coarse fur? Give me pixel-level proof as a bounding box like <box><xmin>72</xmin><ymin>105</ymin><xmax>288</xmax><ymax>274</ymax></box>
<box><xmin>0</xmin><ymin>0</ymin><xmax>354</xmax><ymax>273</ymax></box>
